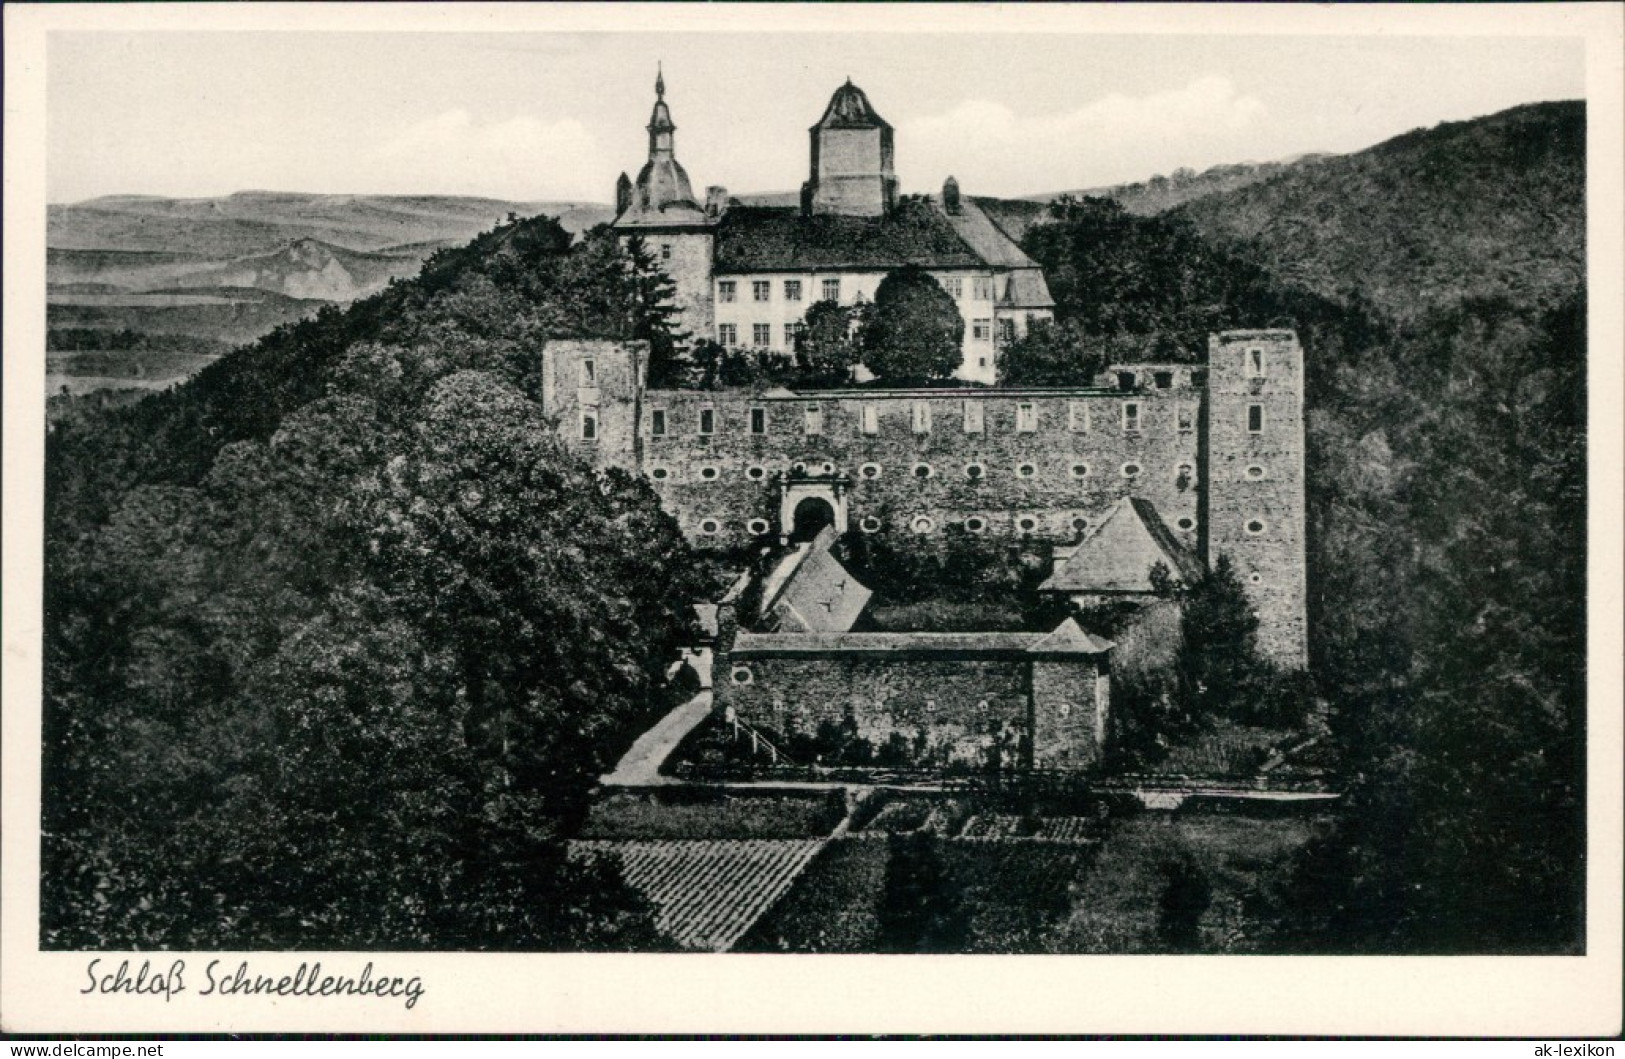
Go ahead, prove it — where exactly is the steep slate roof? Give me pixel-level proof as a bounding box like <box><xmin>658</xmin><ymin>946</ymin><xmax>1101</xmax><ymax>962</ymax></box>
<box><xmin>813</xmin><ymin>80</ymin><xmax>893</xmax><ymax>130</ymax></box>
<box><xmin>1002</xmin><ymin>269</ymin><xmax>1056</xmax><ymax>309</ymax></box>
<box><xmin>1040</xmin><ymin>497</ymin><xmax>1202</xmax><ymax>594</ymax></box>
<box><xmin>937</xmin><ymin>196</ymin><xmax>1040</xmax><ymax>268</ymax></box>
<box><xmin>713</xmin><ymin>203</ymin><xmax>982</xmax><ymax>273</ymax></box>
<box><xmin>757</xmin><ymin>526</ymin><xmax>872</xmax><ymax>634</ymax></box>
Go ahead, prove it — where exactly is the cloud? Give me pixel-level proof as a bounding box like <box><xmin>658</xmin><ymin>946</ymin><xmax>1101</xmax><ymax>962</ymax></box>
<box><xmin>899</xmin><ymin>77</ymin><xmax>1267</xmax><ymax>195</ymax></box>
<box><xmin>367</xmin><ymin>109</ymin><xmax>610</xmax><ymax>201</ymax></box>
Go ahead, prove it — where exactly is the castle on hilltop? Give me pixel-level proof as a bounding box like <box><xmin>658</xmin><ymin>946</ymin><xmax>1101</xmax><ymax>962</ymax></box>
<box><xmin>546</xmin><ymin>74</ymin><xmax>1309</xmax><ymax>769</ymax></box>
<box><xmin>610</xmin><ymin>72</ymin><xmax>1055</xmax><ymax>386</ymax></box>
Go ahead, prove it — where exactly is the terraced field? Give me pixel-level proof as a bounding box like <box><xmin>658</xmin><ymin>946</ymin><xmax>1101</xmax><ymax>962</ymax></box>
<box><xmin>570</xmin><ymin>839</ymin><xmax>826</xmax><ymax>952</ymax></box>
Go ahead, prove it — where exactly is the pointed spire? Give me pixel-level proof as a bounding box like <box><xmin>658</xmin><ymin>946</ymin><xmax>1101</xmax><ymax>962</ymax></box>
<box><xmin>656</xmin><ymin>62</ymin><xmax>665</xmax><ymax>101</ymax></box>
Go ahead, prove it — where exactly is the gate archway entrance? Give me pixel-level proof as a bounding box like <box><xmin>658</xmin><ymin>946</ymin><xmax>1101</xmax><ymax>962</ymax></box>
<box><xmin>789</xmin><ymin>497</ymin><xmax>836</xmax><ymax>543</ymax></box>
<box><xmin>776</xmin><ymin>472</ymin><xmax>851</xmax><ymax>543</ymax></box>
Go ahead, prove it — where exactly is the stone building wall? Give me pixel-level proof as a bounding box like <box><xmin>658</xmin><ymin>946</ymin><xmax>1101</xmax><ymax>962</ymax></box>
<box><xmin>1202</xmin><ymin>330</ymin><xmax>1308</xmax><ymax>668</ymax></box>
<box><xmin>718</xmin><ymin>653</ymin><xmax>1028</xmax><ymax>767</ymax></box>
<box><xmin>1030</xmin><ymin>658</ymin><xmax>1110</xmax><ymax>770</ymax></box>
<box><xmin>620</xmin><ymin>230</ymin><xmax>717</xmax><ymax>345</ymax></box>
<box><xmin>635</xmin><ymin>377</ymin><xmax>1202</xmax><ymax>549</ymax></box>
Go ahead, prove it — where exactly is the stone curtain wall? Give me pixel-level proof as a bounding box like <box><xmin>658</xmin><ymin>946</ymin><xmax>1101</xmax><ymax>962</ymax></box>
<box><xmin>637</xmin><ymin>379</ymin><xmax>1202</xmax><ymax>548</ymax></box>
<box><xmin>718</xmin><ymin>654</ymin><xmax>1029</xmax><ymax>768</ymax></box>
<box><xmin>1030</xmin><ymin>658</ymin><xmax>1109</xmax><ymax>770</ymax></box>
<box><xmin>1202</xmin><ymin>330</ymin><xmax>1309</xmax><ymax>668</ymax></box>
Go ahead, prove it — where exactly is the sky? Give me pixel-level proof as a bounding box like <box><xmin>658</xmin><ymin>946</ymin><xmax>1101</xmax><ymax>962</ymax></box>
<box><xmin>46</xmin><ymin>26</ymin><xmax>1586</xmax><ymax>205</ymax></box>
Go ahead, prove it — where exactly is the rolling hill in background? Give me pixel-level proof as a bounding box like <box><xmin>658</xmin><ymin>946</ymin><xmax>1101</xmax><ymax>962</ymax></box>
<box><xmin>46</xmin><ymin>192</ymin><xmax>615</xmax><ymax>397</ymax></box>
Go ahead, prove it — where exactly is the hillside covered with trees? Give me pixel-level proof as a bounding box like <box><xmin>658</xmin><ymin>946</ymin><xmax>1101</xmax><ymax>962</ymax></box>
<box><xmin>43</xmin><ymin>217</ymin><xmax>703</xmax><ymax>949</ymax></box>
<box><xmin>1000</xmin><ymin>100</ymin><xmax>1587</xmax><ymax>953</ymax></box>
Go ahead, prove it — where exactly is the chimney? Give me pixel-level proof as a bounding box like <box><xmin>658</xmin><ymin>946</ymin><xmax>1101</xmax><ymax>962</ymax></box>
<box><xmin>943</xmin><ymin>175</ymin><xmax>962</xmax><ymax>215</ymax></box>
<box><xmin>706</xmin><ymin>185</ymin><xmax>730</xmax><ymax>219</ymax></box>
<box><xmin>615</xmin><ymin>172</ymin><xmax>632</xmax><ymax>216</ymax></box>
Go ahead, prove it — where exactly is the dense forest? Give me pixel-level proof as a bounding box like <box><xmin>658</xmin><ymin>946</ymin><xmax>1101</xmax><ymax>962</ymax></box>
<box><xmin>40</xmin><ymin>100</ymin><xmax>1587</xmax><ymax>953</ymax></box>
<box><xmin>43</xmin><ymin>218</ymin><xmax>704</xmax><ymax>949</ymax></box>
<box><xmin>1003</xmin><ymin>103</ymin><xmax>1585</xmax><ymax>951</ymax></box>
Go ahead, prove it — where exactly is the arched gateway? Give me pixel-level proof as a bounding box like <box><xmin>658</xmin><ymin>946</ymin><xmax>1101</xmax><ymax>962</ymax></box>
<box><xmin>776</xmin><ymin>471</ymin><xmax>851</xmax><ymax>544</ymax></box>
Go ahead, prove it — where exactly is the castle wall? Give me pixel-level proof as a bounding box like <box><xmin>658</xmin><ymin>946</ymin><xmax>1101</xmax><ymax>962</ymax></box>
<box><xmin>1030</xmin><ymin>658</ymin><xmax>1110</xmax><ymax>770</ymax></box>
<box><xmin>632</xmin><ymin>377</ymin><xmax>1202</xmax><ymax>548</ymax></box>
<box><xmin>1202</xmin><ymin>330</ymin><xmax>1308</xmax><ymax>668</ymax></box>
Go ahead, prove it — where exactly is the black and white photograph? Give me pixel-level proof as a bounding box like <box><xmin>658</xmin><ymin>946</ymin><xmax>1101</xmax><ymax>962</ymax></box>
<box><xmin>3</xmin><ymin>1</ymin><xmax>1621</xmax><ymax>1037</ymax></box>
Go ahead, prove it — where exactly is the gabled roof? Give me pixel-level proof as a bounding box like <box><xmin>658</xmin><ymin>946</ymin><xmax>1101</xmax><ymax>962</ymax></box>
<box><xmin>1001</xmin><ymin>268</ymin><xmax>1056</xmax><ymax>309</ymax></box>
<box><xmin>757</xmin><ymin>526</ymin><xmax>872</xmax><ymax>633</ymax></box>
<box><xmin>1040</xmin><ymin>498</ymin><xmax>1202</xmax><ymax>594</ymax></box>
<box><xmin>936</xmin><ymin>196</ymin><xmax>1039</xmax><ymax>268</ymax></box>
<box><xmin>1027</xmin><ymin>617</ymin><xmax>1114</xmax><ymax>655</ymax></box>
<box><xmin>712</xmin><ymin>203</ymin><xmax>982</xmax><ymax>273</ymax></box>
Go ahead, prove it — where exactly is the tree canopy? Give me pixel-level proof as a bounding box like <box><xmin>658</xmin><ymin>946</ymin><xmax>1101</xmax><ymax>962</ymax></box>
<box><xmin>861</xmin><ymin>266</ymin><xmax>964</xmax><ymax>383</ymax></box>
<box><xmin>42</xmin><ymin>215</ymin><xmax>701</xmax><ymax>950</ymax></box>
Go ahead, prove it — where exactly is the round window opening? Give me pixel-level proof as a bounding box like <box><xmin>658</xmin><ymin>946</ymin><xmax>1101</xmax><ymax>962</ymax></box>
<box><xmin>746</xmin><ymin>465</ymin><xmax>767</xmax><ymax>481</ymax></box>
<box><xmin>731</xmin><ymin>666</ymin><xmax>753</xmax><ymax>686</ymax></box>
<box><xmin>1018</xmin><ymin>517</ymin><xmax>1038</xmax><ymax>533</ymax></box>
<box><xmin>1246</xmin><ymin>519</ymin><xmax>1267</xmax><ymax>535</ymax></box>
<box><xmin>651</xmin><ymin>467</ymin><xmax>670</xmax><ymax>481</ymax></box>
<box><xmin>1249</xmin><ymin>573</ymin><xmax>1264</xmax><ymax>584</ymax></box>
<box><xmin>1122</xmin><ymin>462</ymin><xmax>1142</xmax><ymax>478</ymax></box>
<box><xmin>792</xmin><ymin>462</ymin><xmax>808</xmax><ymax>474</ymax></box>
<box><xmin>747</xmin><ymin>519</ymin><xmax>770</xmax><ymax>535</ymax></box>
<box><xmin>861</xmin><ymin>463</ymin><xmax>882</xmax><ymax>479</ymax></box>
<box><xmin>912</xmin><ymin>516</ymin><xmax>935</xmax><ymax>534</ymax></box>
<box><xmin>913</xmin><ymin>464</ymin><xmax>933</xmax><ymax>479</ymax></box>
<box><xmin>1070</xmin><ymin>463</ymin><xmax>1090</xmax><ymax>479</ymax></box>
<box><xmin>700</xmin><ymin>466</ymin><xmax>719</xmax><ymax>481</ymax></box>
<box><xmin>1246</xmin><ymin>465</ymin><xmax>1266</xmax><ymax>480</ymax></box>
<box><xmin>699</xmin><ymin>519</ymin><xmax>720</xmax><ymax>535</ymax></box>
<box><xmin>1071</xmin><ymin>517</ymin><xmax>1089</xmax><ymax>533</ymax></box>
<box><xmin>1017</xmin><ymin>463</ymin><xmax>1036</xmax><ymax>478</ymax></box>
<box><xmin>1176</xmin><ymin>517</ymin><xmax>1196</xmax><ymax>531</ymax></box>
<box><xmin>860</xmin><ymin>516</ymin><xmax>882</xmax><ymax>533</ymax></box>
<box><xmin>965</xmin><ymin>517</ymin><xmax>986</xmax><ymax>533</ymax></box>
<box><xmin>821</xmin><ymin>461</ymin><xmax>835</xmax><ymax>475</ymax></box>
<box><xmin>965</xmin><ymin>464</ymin><xmax>984</xmax><ymax>480</ymax></box>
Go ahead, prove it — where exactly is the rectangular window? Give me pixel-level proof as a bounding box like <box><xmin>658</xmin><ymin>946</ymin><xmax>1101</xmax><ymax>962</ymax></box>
<box><xmin>1068</xmin><ymin>401</ymin><xmax>1089</xmax><ymax>433</ymax></box>
<box><xmin>1177</xmin><ymin>403</ymin><xmax>1195</xmax><ymax>433</ymax></box>
<box><xmin>998</xmin><ymin>319</ymin><xmax>1017</xmax><ymax>347</ymax></box>
<box><xmin>805</xmin><ymin>403</ymin><xmax>823</xmax><ymax>435</ymax></box>
<box><xmin>718</xmin><ymin>323</ymin><xmax>737</xmax><ymax>347</ymax></box>
<box><xmin>972</xmin><ymin>318</ymin><xmax>992</xmax><ymax>342</ymax></box>
<box><xmin>784</xmin><ymin>279</ymin><xmax>802</xmax><ymax>302</ymax></box>
<box><xmin>750</xmin><ymin>407</ymin><xmax>766</xmax><ymax>435</ymax></box>
<box><xmin>753</xmin><ymin>323</ymin><xmax>772</xmax><ymax>347</ymax></box>
<box><xmin>1154</xmin><ymin>371</ymin><xmax>1173</xmax><ymax>389</ymax></box>
<box><xmin>912</xmin><ymin>401</ymin><xmax>932</xmax><ymax>435</ymax></box>
<box><xmin>718</xmin><ymin>280</ymin><xmax>736</xmax><ymax>303</ymax></box>
<box><xmin>861</xmin><ymin>403</ymin><xmax>879</xmax><ymax>435</ymax></box>
<box><xmin>1246</xmin><ymin>347</ymin><xmax>1267</xmax><ymax>377</ymax></box>
<box><xmin>650</xmin><ymin>408</ymin><xmax>667</xmax><ymax>437</ymax></box>
<box><xmin>1191</xmin><ymin>369</ymin><xmax>1208</xmax><ymax>388</ymax></box>
<box><xmin>1117</xmin><ymin>371</ymin><xmax>1137</xmax><ymax>391</ymax></box>
<box><xmin>659</xmin><ymin>243</ymin><xmax>672</xmax><ymax>261</ymax></box>
<box><xmin>784</xmin><ymin>323</ymin><xmax>799</xmax><ymax>347</ymax></box>
<box><xmin>963</xmin><ymin>401</ymin><xmax>984</xmax><ymax>433</ymax></box>
<box><xmin>1122</xmin><ymin>402</ymin><xmax>1141</xmax><ymax>434</ymax></box>
<box><xmin>1016</xmin><ymin>402</ymin><xmax>1038</xmax><ymax>432</ymax></box>
<box><xmin>822</xmin><ymin>278</ymin><xmax>841</xmax><ymax>302</ymax></box>
<box><xmin>580</xmin><ymin>358</ymin><xmax>596</xmax><ymax>386</ymax></box>
<box><xmin>753</xmin><ymin>280</ymin><xmax>771</xmax><ymax>302</ymax></box>
<box><xmin>943</xmin><ymin>276</ymin><xmax>964</xmax><ymax>299</ymax></box>
<box><xmin>581</xmin><ymin>412</ymin><xmax>598</xmax><ymax>441</ymax></box>
<box><xmin>1248</xmin><ymin>404</ymin><xmax>1265</xmax><ymax>433</ymax></box>
<box><xmin>972</xmin><ymin>276</ymin><xmax>994</xmax><ymax>301</ymax></box>
<box><xmin>699</xmin><ymin>407</ymin><xmax>715</xmax><ymax>436</ymax></box>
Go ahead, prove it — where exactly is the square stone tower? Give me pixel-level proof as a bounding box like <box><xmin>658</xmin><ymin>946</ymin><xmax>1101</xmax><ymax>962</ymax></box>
<box><xmin>1202</xmin><ymin>330</ymin><xmax>1309</xmax><ymax>669</ymax></box>
<box><xmin>803</xmin><ymin>79</ymin><xmax>899</xmax><ymax>218</ymax></box>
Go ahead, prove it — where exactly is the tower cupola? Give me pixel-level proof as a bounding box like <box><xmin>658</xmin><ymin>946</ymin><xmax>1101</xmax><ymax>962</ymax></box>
<box><xmin>803</xmin><ymin>78</ymin><xmax>898</xmax><ymax>218</ymax></box>
<box><xmin>619</xmin><ymin>65</ymin><xmax>700</xmax><ymax>218</ymax></box>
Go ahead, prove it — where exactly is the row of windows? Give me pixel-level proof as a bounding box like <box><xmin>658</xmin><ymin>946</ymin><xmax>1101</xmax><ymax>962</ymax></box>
<box><xmin>644</xmin><ymin>458</ymin><xmax>1253</xmax><ymax>484</ymax></box>
<box><xmin>637</xmin><ymin>400</ymin><xmax>1260</xmax><ymax>438</ymax></box>
<box><xmin>714</xmin><ymin>275</ymin><xmax>1000</xmax><ymax>306</ymax></box>
<box><xmin>690</xmin><ymin>513</ymin><xmax>1243</xmax><ymax>538</ymax></box>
